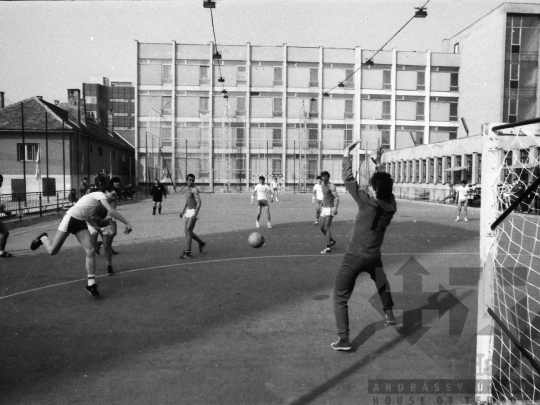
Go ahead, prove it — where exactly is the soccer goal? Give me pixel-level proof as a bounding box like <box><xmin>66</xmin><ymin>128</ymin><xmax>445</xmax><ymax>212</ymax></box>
<box><xmin>478</xmin><ymin>118</ymin><xmax>540</xmax><ymax>404</ymax></box>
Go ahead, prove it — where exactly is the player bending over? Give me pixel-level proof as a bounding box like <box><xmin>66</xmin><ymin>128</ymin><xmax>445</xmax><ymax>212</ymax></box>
<box><xmin>30</xmin><ymin>185</ymin><xmax>133</xmax><ymax>298</ymax></box>
<box><xmin>89</xmin><ymin>202</ymin><xmax>116</xmax><ymax>276</ymax></box>
<box><xmin>179</xmin><ymin>174</ymin><xmax>205</xmax><ymax>259</ymax></box>
<box><xmin>319</xmin><ymin>171</ymin><xmax>338</xmax><ymax>254</ymax></box>
<box><xmin>312</xmin><ymin>175</ymin><xmax>323</xmax><ymax>225</ymax></box>
<box><xmin>331</xmin><ymin>142</ymin><xmax>397</xmax><ymax>351</ymax></box>
<box><xmin>252</xmin><ymin>176</ymin><xmax>273</xmax><ymax>229</ymax></box>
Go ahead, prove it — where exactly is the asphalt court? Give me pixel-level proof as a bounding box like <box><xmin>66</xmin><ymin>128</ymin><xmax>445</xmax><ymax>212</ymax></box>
<box><xmin>0</xmin><ymin>191</ymin><xmax>482</xmax><ymax>404</ymax></box>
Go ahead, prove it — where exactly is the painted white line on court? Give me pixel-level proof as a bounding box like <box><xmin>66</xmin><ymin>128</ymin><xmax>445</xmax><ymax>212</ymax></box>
<box><xmin>0</xmin><ymin>252</ymin><xmax>478</xmax><ymax>300</ymax></box>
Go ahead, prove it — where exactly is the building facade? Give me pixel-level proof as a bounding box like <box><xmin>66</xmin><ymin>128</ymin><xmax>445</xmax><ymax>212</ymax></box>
<box><xmin>0</xmin><ymin>92</ymin><xmax>136</xmax><ymax>196</ymax></box>
<box><xmin>135</xmin><ymin>42</ymin><xmax>460</xmax><ymax>190</ymax></box>
<box><xmin>83</xmin><ymin>77</ymin><xmax>135</xmax><ymax>147</ymax></box>
<box><xmin>381</xmin><ymin>2</ymin><xmax>540</xmax><ymax>197</ymax></box>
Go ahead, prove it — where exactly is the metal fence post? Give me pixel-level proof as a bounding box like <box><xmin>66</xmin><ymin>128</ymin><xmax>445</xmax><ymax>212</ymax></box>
<box><xmin>39</xmin><ymin>193</ymin><xmax>43</xmax><ymax>218</ymax></box>
<box><xmin>18</xmin><ymin>194</ymin><xmax>22</xmax><ymax>222</ymax></box>
<box><xmin>56</xmin><ymin>191</ymin><xmax>60</xmax><ymax>214</ymax></box>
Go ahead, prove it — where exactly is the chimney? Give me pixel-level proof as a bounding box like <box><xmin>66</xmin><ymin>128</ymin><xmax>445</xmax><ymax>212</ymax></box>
<box><xmin>36</xmin><ymin>96</ymin><xmax>43</xmax><ymax>100</ymax></box>
<box><xmin>0</xmin><ymin>91</ymin><xmax>4</xmax><ymax>109</ymax></box>
<box><xmin>54</xmin><ymin>100</ymin><xmax>59</xmax><ymax>106</ymax></box>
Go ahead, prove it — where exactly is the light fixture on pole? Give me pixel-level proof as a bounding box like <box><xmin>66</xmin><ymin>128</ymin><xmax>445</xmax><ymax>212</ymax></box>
<box><xmin>203</xmin><ymin>0</ymin><xmax>215</xmax><ymax>8</ymax></box>
<box><xmin>414</xmin><ymin>7</ymin><xmax>427</xmax><ymax>18</ymax></box>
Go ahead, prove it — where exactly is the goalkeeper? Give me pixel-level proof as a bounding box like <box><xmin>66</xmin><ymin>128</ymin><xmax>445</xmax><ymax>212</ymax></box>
<box><xmin>331</xmin><ymin>142</ymin><xmax>397</xmax><ymax>351</ymax></box>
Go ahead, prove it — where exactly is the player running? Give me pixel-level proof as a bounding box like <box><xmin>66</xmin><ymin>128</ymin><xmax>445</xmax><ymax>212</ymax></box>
<box><xmin>312</xmin><ymin>175</ymin><xmax>323</xmax><ymax>225</ymax></box>
<box><xmin>319</xmin><ymin>171</ymin><xmax>339</xmax><ymax>254</ymax></box>
<box><xmin>331</xmin><ymin>142</ymin><xmax>397</xmax><ymax>351</ymax></box>
<box><xmin>179</xmin><ymin>174</ymin><xmax>205</xmax><ymax>259</ymax></box>
<box><xmin>29</xmin><ymin>185</ymin><xmax>133</xmax><ymax>298</ymax></box>
<box><xmin>454</xmin><ymin>179</ymin><xmax>470</xmax><ymax>221</ymax></box>
<box><xmin>252</xmin><ymin>176</ymin><xmax>274</xmax><ymax>229</ymax></box>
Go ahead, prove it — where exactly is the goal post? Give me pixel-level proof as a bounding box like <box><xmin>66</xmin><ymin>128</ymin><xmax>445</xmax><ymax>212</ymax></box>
<box><xmin>478</xmin><ymin>119</ymin><xmax>540</xmax><ymax>404</ymax></box>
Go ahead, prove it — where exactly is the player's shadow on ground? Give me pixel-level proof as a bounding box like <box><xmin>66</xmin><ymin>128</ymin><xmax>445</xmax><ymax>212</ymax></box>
<box><xmin>0</xmin><ymin>219</ymin><xmax>478</xmax><ymax>402</ymax></box>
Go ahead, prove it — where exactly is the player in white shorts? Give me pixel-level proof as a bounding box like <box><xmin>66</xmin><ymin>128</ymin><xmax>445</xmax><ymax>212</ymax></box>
<box><xmin>30</xmin><ymin>185</ymin><xmax>133</xmax><ymax>298</ymax></box>
<box><xmin>319</xmin><ymin>171</ymin><xmax>339</xmax><ymax>254</ymax></box>
<box><xmin>454</xmin><ymin>179</ymin><xmax>470</xmax><ymax>222</ymax></box>
<box><xmin>270</xmin><ymin>176</ymin><xmax>279</xmax><ymax>202</ymax></box>
<box><xmin>312</xmin><ymin>175</ymin><xmax>323</xmax><ymax>225</ymax></box>
<box><xmin>252</xmin><ymin>176</ymin><xmax>274</xmax><ymax>229</ymax></box>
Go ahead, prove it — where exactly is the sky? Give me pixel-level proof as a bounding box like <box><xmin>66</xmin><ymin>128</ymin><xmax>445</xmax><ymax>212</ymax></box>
<box><xmin>1</xmin><ymin>0</ymin><xmax>539</xmax><ymax>105</ymax></box>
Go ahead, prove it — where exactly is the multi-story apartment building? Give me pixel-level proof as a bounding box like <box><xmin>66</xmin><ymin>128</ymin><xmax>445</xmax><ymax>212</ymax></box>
<box><xmin>135</xmin><ymin>41</ymin><xmax>460</xmax><ymax>190</ymax></box>
<box><xmin>381</xmin><ymin>2</ymin><xmax>540</xmax><ymax>197</ymax></box>
<box><xmin>83</xmin><ymin>78</ymin><xmax>135</xmax><ymax>146</ymax></box>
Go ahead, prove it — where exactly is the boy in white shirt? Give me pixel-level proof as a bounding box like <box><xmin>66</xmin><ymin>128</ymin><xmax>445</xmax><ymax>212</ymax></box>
<box><xmin>312</xmin><ymin>176</ymin><xmax>323</xmax><ymax>225</ymax></box>
<box><xmin>270</xmin><ymin>176</ymin><xmax>279</xmax><ymax>202</ymax></box>
<box><xmin>30</xmin><ymin>185</ymin><xmax>133</xmax><ymax>298</ymax></box>
<box><xmin>454</xmin><ymin>179</ymin><xmax>470</xmax><ymax>222</ymax></box>
<box><xmin>252</xmin><ymin>176</ymin><xmax>274</xmax><ymax>228</ymax></box>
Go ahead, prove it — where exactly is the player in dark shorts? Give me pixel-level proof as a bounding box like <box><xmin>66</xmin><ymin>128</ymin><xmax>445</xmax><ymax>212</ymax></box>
<box><xmin>331</xmin><ymin>142</ymin><xmax>397</xmax><ymax>351</ymax></box>
<box><xmin>319</xmin><ymin>171</ymin><xmax>339</xmax><ymax>254</ymax></box>
<box><xmin>179</xmin><ymin>174</ymin><xmax>205</xmax><ymax>259</ymax></box>
<box><xmin>0</xmin><ymin>174</ymin><xmax>12</xmax><ymax>258</ymax></box>
<box><xmin>150</xmin><ymin>178</ymin><xmax>167</xmax><ymax>215</ymax></box>
<box><xmin>29</xmin><ymin>185</ymin><xmax>133</xmax><ymax>298</ymax></box>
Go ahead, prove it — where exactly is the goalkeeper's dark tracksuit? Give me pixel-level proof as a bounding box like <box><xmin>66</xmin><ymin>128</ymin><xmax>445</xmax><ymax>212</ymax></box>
<box><xmin>334</xmin><ymin>156</ymin><xmax>397</xmax><ymax>340</ymax></box>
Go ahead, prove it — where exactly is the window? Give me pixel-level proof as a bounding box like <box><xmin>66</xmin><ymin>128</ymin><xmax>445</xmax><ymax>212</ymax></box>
<box><xmin>236</xmin><ymin>128</ymin><xmax>245</xmax><ymax>147</ymax></box>
<box><xmin>382</xmin><ymin>100</ymin><xmax>391</xmax><ymax>120</ymax></box>
<box><xmin>450</xmin><ymin>73</ymin><xmax>459</xmax><ymax>91</ymax></box>
<box><xmin>308</xmin><ymin>129</ymin><xmax>318</xmax><ymax>148</ymax></box>
<box><xmin>274</xmin><ymin>67</ymin><xmax>283</xmax><ymax>85</ymax></box>
<box><xmin>455</xmin><ymin>156</ymin><xmax>462</xmax><ymax>183</ymax></box>
<box><xmin>42</xmin><ymin>178</ymin><xmax>56</xmax><ymax>197</ymax></box>
<box><xmin>450</xmin><ymin>102</ymin><xmax>458</xmax><ymax>121</ymax></box>
<box><xmin>345</xmin><ymin>69</ymin><xmax>354</xmax><ymax>88</ymax></box>
<box><xmin>273</xmin><ymin>98</ymin><xmax>282</xmax><ymax>117</ymax></box>
<box><xmin>511</xmin><ymin>28</ymin><xmax>521</xmax><ymax>53</ymax></box>
<box><xmin>510</xmin><ymin>63</ymin><xmax>519</xmax><ymax>89</ymax></box>
<box><xmin>508</xmin><ymin>98</ymin><xmax>518</xmax><ymax>123</ymax></box>
<box><xmin>162</xmin><ymin>64</ymin><xmax>172</xmax><ymax>84</ymax></box>
<box><xmin>236</xmin><ymin>158</ymin><xmax>245</xmax><ymax>179</ymax></box>
<box><xmin>162</xmin><ymin>96</ymin><xmax>172</xmax><ymax>115</ymax></box>
<box><xmin>272</xmin><ymin>158</ymin><xmax>282</xmax><ymax>175</ymax></box>
<box><xmin>17</xmin><ymin>143</ymin><xmax>38</xmax><ymax>161</ymax></box>
<box><xmin>308</xmin><ymin>159</ymin><xmax>318</xmax><ymax>180</ymax></box>
<box><xmin>414</xmin><ymin>160</ymin><xmax>419</xmax><ymax>183</ymax></box>
<box><xmin>309</xmin><ymin>98</ymin><xmax>318</xmax><ymax>117</ymax></box>
<box><xmin>383</xmin><ymin>70</ymin><xmax>391</xmax><ymax>89</ymax></box>
<box><xmin>345</xmin><ymin>99</ymin><xmax>354</xmax><ymax>118</ymax></box>
<box><xmin>236</xmin><ymin>96</ymin><xmax>246</xmax><ymax>114</ymax></box>
<box><xmin>200</xmin><ymin>66</ymin><xmax>209</xmax><ymax>83</ymax></box>
<box><xmin>199</xmin><ymin>97</ymin><xmax>209</xmax><ymax>112</ymax></box>
<box><xmin>85</xmin><ymin>96</ymin><xmax>97</xmax><ymax>104</ymax></box>
<box><xmin>416</xmin><ymin>102</ymin><xmax>425</xmax><ymax>120</ymax></box>
<box><xmin>478</xmin><ymin>154</ymin><xmax>482</xmax><ymax>183</ymax></box>
<box><xmin>273</xmin><ymin>128</ymin><xmax>282</xmax><ymax>147</ymax></box>
<box><xmin>344</xmin><ymin>129</ymin><xmax>353</xmax><ymax>146</ymax></box>
<box><xmin>98</xmin><ymin>147</ymin><xmax>103</xmax><ymax>156</ymax></box>
<box><xmin>417</xmin><ymin>71</ymin><xmax>425</xmax><ymax>90</ymax></box>
<box><xmin>449</xmin><ymin>131</ymin><xmax>457</xmax><ymax>140</ymax></box>
<box><xmin>122</xmin><ymin>154</ymin><xmax>126</xmax><ymax>163</ymax></box>
<box><xmin>436</xmin><ymin>157</ymin><xmax>442</xmax><ymax>183</ymax></box>
<box><xmin>453</xmin><ymin>43</ymin><xmax>459</xmax><ymax>54</ymax></box>
<box><xmin>429</xmin><ymin>158</ymin><xmax>434</xmax><ymax>183</ymax></box>
<box><xmin>421</xmin><ymin>159</ymin><xmax>426</xmax><ymax>183</ymax></box>
<box><xmin>309</xmin><ymin>68</ymin><xmax>318</xmax><ymax>87</ymax></box>
<box><xmin>237</xmin><ymin>66</ymin><xmax>246</xmax><ymax>83</ymax></box>
<box><xmin>382</xmin><ymin>130</ymin><xmax>390</xmax><ymax>149</ymax></box>
<box><xmin>467</xmin><ymin>154</ymin><xmax>473</xmax><ymax>183</ymax></box>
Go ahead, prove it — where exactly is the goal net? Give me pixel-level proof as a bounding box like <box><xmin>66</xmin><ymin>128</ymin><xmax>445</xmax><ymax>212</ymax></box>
<box><xmin>478</xmin><ymin>119</ymin><xmax>540</xmax><ymax>404</ymax></box>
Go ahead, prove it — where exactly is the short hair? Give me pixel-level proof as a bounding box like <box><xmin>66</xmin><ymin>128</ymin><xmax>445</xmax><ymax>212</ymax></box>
<box><xmin>83</xmin><ymin>177</ymin><xmax>88</xmax><ymax>180</ymax></box>
<box><xmin>316</xmin><ymin>175</ymin><xmax>322</xmax><ymax>180</ymax></box>
<box><xmin>259</xmin><ymin>176</ymin><xmax>266</xmax><ymax>181</ymax></box>
<box><xmin>320</xmin><ymin>171</ymin><xmax>330</xmax><ymax>178</ymax></box>
<box><xmin>0</xmin><ymin>174</ymin><xmax>3</xmax><ymax>181</ymax></box>
<box><xmin>102</xmin><ymin>184</ymin><xmax>116</xmax><ymax>193</ymax></box>
<box><xmin>186</xmin><ymin>173</ymin><xmax>195</xmax><ymax>181</ymax></box>
<box><xmin>461</xmin><ymin>180</ymin><xmax>467</xmax><ymax>184</ymax></box>
<box><xmin>110</xmin><ymin>176</ymin><xmax>121</xmax><ymax>184</ymax></box>
<box><xmin>369</xmin><ymin>172</ymin><xmax>394</xmax><ymax>201</ymax></box>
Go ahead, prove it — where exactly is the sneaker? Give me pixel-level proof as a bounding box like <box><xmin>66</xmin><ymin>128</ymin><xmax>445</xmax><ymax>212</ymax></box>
<box><xmin>328</xmin><ymin>239</ymin><xmax>336</xmax><ymax>247</ymax></box>
<box><xmin>267</xmin><ymin>223</ymin><xmax>272</xmax><ymax>229</ymax></box>
<box><xmin>180</xmin><ymin>251</ymin><xmax>193</xmax><ymax>259</ymax></box>
<box><xmin>199</xmin><ymin>241</ymin><xmax>206</xmax><ymax>253</ymax></box>
<box><xmin>256</xmin><ymin>221</ymin><xmax>260</xmax><ymax>228</ymax></box>
<box><xmin>96</xmin><ymin>241</ymin><xmax>103</xmax><ymax>255</ymax></box>
<box><xmin>107</xmin><ymin>265</ymin><xmax>114</xmax><ymax>276</ymax></box>
<box><xmin>464</xmin><ymin>218</ymin><xmax>469</xmax><ymax>222</ymax></box>
<box><xmin>385</xmin><ymin>310</ymin><xmax>398</xmax><ymax>326</ymax></box>
<box><xmin>331</xmin><ymin>338</ymin><xmax>352</xmax><ymax>351</ymax></box>
<box><xmin>313</xmin><ymin>220</ymin><xmax>319</xmax><ymax>225</ymax></box>
<box><xmin>321</xmin><ymin>247</ymin><xmax>331</xmax><ymax>254</ymax></box>
<box><xmin>30</xmin><ymin>232</ymin><xmax>48</xmax><ymax>251</ymax></box>
<box><xmin>112</xmin><ymin>249</ymin><xmax>119</xmax><ymax>255</ymax></box>
<box><xmin>455</xmin><ymin>217</ymin><xmax>460</xmax><ymax>222</ymax></box>
<box><xmin>85</xmin><ymin>284</ymin><xmax>100</xmax><ymax>298</ymax></box>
